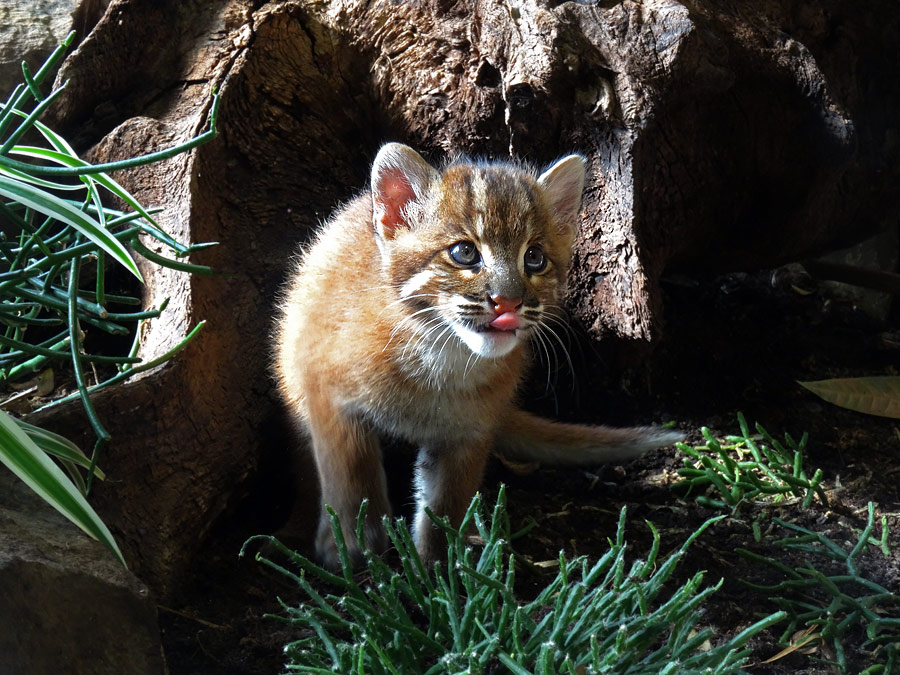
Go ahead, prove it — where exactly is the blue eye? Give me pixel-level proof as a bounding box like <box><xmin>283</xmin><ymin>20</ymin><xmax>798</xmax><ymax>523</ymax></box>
<box><xmin>449</xmin><ymin>241</ymin><xmax>481</xmax><ymax>266</ymax></box>
<box><xmin>524</xmin><ymin>245</ymin><xmax>546</xmax><ymax>273</ymax></box>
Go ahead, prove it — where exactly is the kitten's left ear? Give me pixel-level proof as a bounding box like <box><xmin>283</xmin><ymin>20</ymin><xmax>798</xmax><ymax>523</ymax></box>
<box><xmin>371</xmin><ymin>143</ymin><xmax>440</xmax><ymax>241</ymax></box>
<box><xmin>538</xmin><ymin>154</ymin><xmax>586</xmax><ymax>234</ymax></box>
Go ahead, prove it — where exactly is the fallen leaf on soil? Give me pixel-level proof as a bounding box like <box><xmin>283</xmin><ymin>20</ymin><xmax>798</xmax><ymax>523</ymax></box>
<box><xmin>798</xmin><ymin>376</ymin><xmax>900</xmax><ymax>419</ymax></box>
<box><xmin>759</xmin><ymin>625</ymin><xmax>821</xmax><ymax>664</ymax></box>
<box><xmin>533</xmin><ymin>559</ymin><xmax>560</xmax><ymax>569</ymax></box>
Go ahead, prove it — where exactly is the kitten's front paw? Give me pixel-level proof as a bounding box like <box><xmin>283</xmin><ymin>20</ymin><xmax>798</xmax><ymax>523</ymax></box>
<box><xmin>413</xmin><ymin>523</ymin><xmax>445</xmax><ymax>566</ymax></box>
<box><xmin>314</xmin><ymin>515</ymin><xmax>388</xmax><ymax>570</ymax></box>
<box><xmin>314</xmin><ymin>534</ymin><xmax>355</xmax><ymax>571</ymax></box>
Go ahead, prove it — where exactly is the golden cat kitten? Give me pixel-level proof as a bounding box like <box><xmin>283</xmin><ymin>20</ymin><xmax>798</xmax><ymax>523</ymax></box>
<box><xmin>275</xmin><ymin>143</ymin><xmax>681</xmax><ymax>567</ymax></box>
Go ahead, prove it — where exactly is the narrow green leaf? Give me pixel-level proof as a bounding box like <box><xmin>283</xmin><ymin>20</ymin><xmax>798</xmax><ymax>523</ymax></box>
<box><xmin>58</xmin><ymin>457</ymin><xmax>88</xmax><ymax>495</ymax></box>
<box><xmin>798</xmin><ymin>376</ymin><xmax>900</xmax><ymax>419</ymax></box>
<box><xmin>14</xmin><ymin>418</ymin><xmax>105</xmax><ymax>480</ymax></box>
<box><xmin>12</xmin><ymin>142</ymin><xmax>161</xmax><ymax>229</ymax></box>
<box><xmin>0</xmin><ymin>174</ymin><xmax>143</xmax><ymax>281</ymax></box>
<box><xmin>0</xmin><ymin>162</ymin><xmax>82</xmax><ymax>191</ymax></box>
<box><xmin>0</xmin><ymin>410</ymin><xmax>124</xmax><ymax>564</ymax></box>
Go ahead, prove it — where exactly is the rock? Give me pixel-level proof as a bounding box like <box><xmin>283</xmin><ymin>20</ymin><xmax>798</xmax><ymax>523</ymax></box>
<box><xmin>0</xmin><ymin>0</ymin><xmax>110</xmax><ymax>97</ymax></box>
<box><xmin>0</xmin><ymin>470</ymin><xmax>165</xmax><ymax>675</ymax></box>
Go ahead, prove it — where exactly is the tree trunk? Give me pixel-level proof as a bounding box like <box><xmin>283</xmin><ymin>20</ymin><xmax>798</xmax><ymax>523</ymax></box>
<box><xmin>31</xmin><ymin>0</ymin><xmax>900</xmax><ymax>595</ymax></box>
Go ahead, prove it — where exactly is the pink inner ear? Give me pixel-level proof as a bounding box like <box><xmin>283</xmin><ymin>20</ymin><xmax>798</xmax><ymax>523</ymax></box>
<box><xmin>374</xmin><ymin>168</ymin><xmax>417</xmax><ymax>237</ymax></box>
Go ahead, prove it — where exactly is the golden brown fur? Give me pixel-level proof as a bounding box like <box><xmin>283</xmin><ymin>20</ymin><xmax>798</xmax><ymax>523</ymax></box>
<box><xmin>274</xmin><ymin>143</ymin><xmax>680</xmax><ymax>567</ymax></box>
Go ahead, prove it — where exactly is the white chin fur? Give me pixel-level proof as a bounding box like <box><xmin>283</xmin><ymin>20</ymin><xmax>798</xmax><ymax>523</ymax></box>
<box><xmin>453</xmin><ymin>323</ymin><xmax>519</xmax><ymax>358</ymax></box>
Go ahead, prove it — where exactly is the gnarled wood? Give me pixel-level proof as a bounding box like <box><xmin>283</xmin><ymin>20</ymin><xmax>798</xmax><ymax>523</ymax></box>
<box><xmin>29</xmin><ymin>0</ymin><xmax>900</xmax><ymax>594</ymax></box>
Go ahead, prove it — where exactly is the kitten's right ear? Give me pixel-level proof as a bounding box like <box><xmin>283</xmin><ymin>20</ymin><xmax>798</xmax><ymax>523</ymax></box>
<box><xmin>371</xmin><ymin>143</ymin><xmax>439</xmax><ymax>240</ymax></box>
<box><xmin>538</xmin><ymin>154</ymin><xmax>586</xmax><ymax>236</ymax></box>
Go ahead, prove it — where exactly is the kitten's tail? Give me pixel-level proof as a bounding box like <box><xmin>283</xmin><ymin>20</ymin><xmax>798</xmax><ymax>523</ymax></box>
<box><xmin>494</xmin><ymin>409</ymin><xmax>683</xmax><ymax>466</ymax></box>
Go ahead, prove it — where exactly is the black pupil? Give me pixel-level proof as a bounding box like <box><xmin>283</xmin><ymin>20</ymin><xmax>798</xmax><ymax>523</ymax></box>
<box><xmin>525</xmin><ymin>246</ymin><xmax>544</xmax><ymax>270</ymax></box>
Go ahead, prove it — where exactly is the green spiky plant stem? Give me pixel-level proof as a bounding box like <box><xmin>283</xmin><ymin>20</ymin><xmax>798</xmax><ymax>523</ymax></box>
<box><xmin>244</xmin><ymin>486</ymin><xmax>786</xmax><ymax>674</ymax></box>
<box><xmin>674</xmin><ymin>413</ymin><xmax>827</xmax><ymax>512</ymax></box>
<box><xmin>737</xmin><ymin>502</ymin><xmax>899</xmax><ymax>673</ymax></box>
<box><xmin>0</xmin><ymin>32</ymin><xmax>219</xmax><ymax>562</ymax></box>
<box><xmin>1</xmin><ymin>32</ymin><xmax>218</xmax><ymax>457</ymax></box>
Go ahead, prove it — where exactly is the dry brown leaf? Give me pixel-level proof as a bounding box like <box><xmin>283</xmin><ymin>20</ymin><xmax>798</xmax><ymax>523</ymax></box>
<box><xmin>798</xmin><ymin>376</ymin><xmax>900</xmax><ymax>419</ymax></box>
<box><xmin>759</xmin><ymin>625</ymin><xmax>821</xmax><ymax>664</ymax></box>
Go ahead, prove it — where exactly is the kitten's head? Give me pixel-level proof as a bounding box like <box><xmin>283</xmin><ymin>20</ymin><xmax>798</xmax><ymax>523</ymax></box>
<box><xmin>370</xmin><ymin>143</ymin><xmax>585</xmax><ymax>360</ymax></box>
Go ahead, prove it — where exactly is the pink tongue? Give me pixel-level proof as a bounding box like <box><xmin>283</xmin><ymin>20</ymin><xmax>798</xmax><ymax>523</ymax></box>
<box><xmin>489</xmin><ymin>312</ymin><xmax>520</xmax><ymax>331</ymax></box>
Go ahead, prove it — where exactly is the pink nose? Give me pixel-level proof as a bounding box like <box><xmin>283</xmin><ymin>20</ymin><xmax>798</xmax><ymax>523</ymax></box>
<box><xmin>491</xmin><ymin>295</ymin><xmax>522</xmax><ymax>315</ymax></box>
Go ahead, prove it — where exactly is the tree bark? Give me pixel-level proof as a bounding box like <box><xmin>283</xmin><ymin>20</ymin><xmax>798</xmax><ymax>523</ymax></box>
<box><xmin>30</xmin><ymin>0</ymin><xmax>900</xmax><ymax>594</ymax></box>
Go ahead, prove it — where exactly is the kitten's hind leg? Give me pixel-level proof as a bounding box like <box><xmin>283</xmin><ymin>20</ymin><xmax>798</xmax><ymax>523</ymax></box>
<box><xmin>412</xmin><ymin>439</ymin><xmax>491</xmax><ymax>563</ymax></box>
<box><xmin>307</xmin><ymin>405</ymin><xmax>391</xmax><ymax>569</ymax></box>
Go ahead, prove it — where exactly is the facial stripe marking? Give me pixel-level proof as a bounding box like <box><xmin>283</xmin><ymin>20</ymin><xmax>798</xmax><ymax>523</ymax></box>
<box><xmin>479</xmin><ymin>243</ymin><xmax>496</xmax><ymax>269</ymax></box>
<box><xmin>474</xmin><ymin>211</ymin><xmax>485</xmax><ymax>238</ymax></box>
<box><xmin>471</xmin><ymin>172</ymin><xmax>488</xmax><ymax>215</ymax></box>
<box><xmin>401</xmin><ymin>269</ymin><xmax>436</xmax><ymax>297</ymax></box>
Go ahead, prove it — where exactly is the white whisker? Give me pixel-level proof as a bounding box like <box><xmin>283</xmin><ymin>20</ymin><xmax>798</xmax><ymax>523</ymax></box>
<box><xmin>463</xmin><ymin>349</ymin><xmax>478</xmax><ymax>379</ymax></box>
<box><xmin>434</xmin><ymin>323</ymin><xmax>460</xmax><ymax>365</ymax></box>
<box><xmin>541</xmin><ymin>306</ymin><xmax>586</xmax><ymax>372</ymax></box>
<box><xmin>404</xmin><ymin>318</ymin><xmax>447</xmax><ymax>361</ymax></box>
<box><xmin>382</xmin><ymin>305</ymin><xmax>440</xmax><ymax>352</ymax></box>
<box><xmin>399</xmin><ymin>314</ymin><xmax>446</xmax><ymax>360</ymax></box>
<box><xmin>377</xmin><ymin>292</ymin><xmax>442</xmax><ymax>319</ymax></box>
<box><xmin>530</xmin><ymin>326</ymin><xmax>554</xmax><ymax>395</ymax></box>
<box><xmin>541</xmin><ymin>309</ymin><xmax>577</xmax><ymax>341</ymax></box>
<box><xmin>539</xmin><ymin>322</ymin><xmax>576</xmax><ymax>393</ymax></box>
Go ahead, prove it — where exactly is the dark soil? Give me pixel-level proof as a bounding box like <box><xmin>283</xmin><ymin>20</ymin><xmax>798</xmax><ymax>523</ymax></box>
<box><xmin>159</xmin><ymin>266</ymin><xmax>900</xmax><ymax>674</ymax></box>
